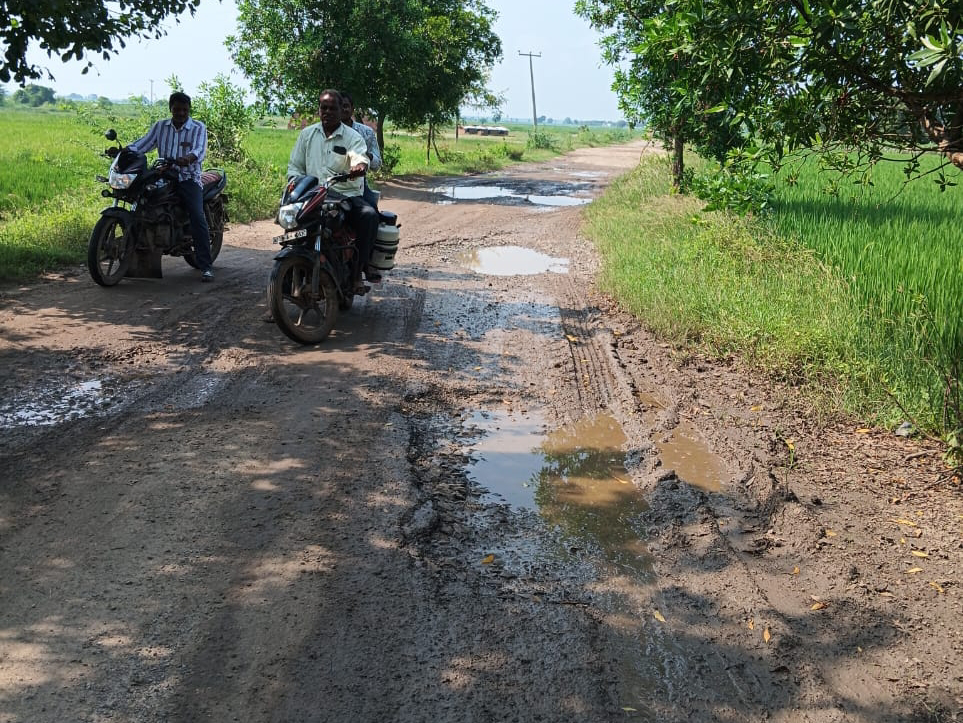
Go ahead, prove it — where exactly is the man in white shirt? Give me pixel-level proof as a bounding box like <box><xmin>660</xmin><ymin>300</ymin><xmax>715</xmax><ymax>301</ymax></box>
<box><xmin>287</xmin><ymin>89</ymin><xmax>379</xmax><ymax>289</ymax></box>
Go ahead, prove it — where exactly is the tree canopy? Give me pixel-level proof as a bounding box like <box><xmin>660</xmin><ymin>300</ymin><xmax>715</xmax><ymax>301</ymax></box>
<box><xmin>11</xmin><ymin>84</ymin><xmax>56</xmax><ymax>106</ymax></box>
<box><xmin>228</xmin><ymin>0</ymin><xmax>502</xmax><ymax>147</ymax></box>
<box><xmin>1</xmin><ymin>0</ymin><xmax>201</xmax><ymax>84</ymax></box>
<box><xmin>576</xmin><ymin>0</ymin><xmax>963</xmax><ymax>188</ymax></box>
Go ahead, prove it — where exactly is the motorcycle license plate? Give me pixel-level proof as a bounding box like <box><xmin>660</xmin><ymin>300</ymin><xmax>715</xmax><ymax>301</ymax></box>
<box><xmin>272</xmin><ymin>228</ymin><xmax>308</xmax><ymax>244</ymax></box>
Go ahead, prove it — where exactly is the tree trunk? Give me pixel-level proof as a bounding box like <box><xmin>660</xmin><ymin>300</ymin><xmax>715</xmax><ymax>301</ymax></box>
<box><xmin>376</xmin><ymin>114</ymin><xmax>385</xmax><ymax>155</ymax></box>
<box><xmin>671</xmin><ymin>133</ymin><xmax>684</xmax><ymax>191</ymax></box>
<box><xmin>427</xmin><ymin>123</ymin><xmax>433</xmax><ymax>165</ymax></box>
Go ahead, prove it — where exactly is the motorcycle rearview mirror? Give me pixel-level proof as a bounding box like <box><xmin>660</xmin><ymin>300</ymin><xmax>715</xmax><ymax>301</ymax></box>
<box><xmin>105</xmin><ymin>129</ymin><xmax>117</xmax><ymax>141</ymax></box>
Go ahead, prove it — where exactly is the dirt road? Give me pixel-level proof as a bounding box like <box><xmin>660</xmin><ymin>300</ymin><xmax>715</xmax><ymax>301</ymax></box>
<box><xmin>1</xmin><ymin>142</ymin><xmax>961</xmax><ymax>722</ymax></box>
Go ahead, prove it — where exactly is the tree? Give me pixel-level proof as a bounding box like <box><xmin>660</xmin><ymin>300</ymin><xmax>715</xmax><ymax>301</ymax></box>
<box><xmin>576</xmin><ymin>0</ymin><xmax>963</xmax><ymax>189</ymax></box>
<box><xmin>576</xmin><ymin>0</ymin><xmax>775</xmax><ymax>189</ymax></box>
<box><xmin>2</xmin><ymin>0</ymin><xmax>201</xmax><ymax>84</ymax></box>
<box><xmin>229</xmin><ymin>0</ymin><xmax>501</xmax><ymax>151</ymax></box>
<box><xmin>191</xmin><ymin>74</ymin><xmax>263</xmax><ymax>163</ymax></box>
<box><xmin>11</xmin><ymin>83</ymin><xmax>56</xmax><ymax>106</ymax></box>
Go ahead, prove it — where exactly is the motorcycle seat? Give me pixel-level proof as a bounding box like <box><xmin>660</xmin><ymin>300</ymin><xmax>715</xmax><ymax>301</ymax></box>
<box><xmin>201</xmin><ymin>169</ymin><xmax>227</xmax><ymax>199</ymax></box>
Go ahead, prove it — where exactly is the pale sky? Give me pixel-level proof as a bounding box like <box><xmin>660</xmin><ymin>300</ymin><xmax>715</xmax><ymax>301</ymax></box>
<box><xmin>15</xmin><ymin>0</ymin><xmax>624</xmax><ymax>122</ymax></box>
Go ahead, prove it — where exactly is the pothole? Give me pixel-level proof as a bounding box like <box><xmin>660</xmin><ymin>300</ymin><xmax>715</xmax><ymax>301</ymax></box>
<box><xmin>455</xmin><ymin>246</ymin><xmax>569</xmax><ymax>276</ymax></box>
<box><xmin>464</xmin><ymin>409</ymin><xmax>651</xmax><ymax>574</ymax></box>
<box><xmin>431</xmin><ymin>181</ymin><xmax>593</xmax><ymax>207</ymax></box>
<box><xmin>655</xmin><ymin>420</ymin><xmax>726</xmax><ymax>492</ymax></box>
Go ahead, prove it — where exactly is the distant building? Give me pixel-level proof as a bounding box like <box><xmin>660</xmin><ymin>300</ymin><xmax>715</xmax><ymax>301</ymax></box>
<box><xmin>461</xmin><ymin>125</ymin><xmax>509</xmax><ymax>136</ymax></box>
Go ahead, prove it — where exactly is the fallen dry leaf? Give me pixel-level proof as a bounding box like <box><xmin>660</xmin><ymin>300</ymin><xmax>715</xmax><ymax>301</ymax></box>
<box><xmin>825</xmin><ymin>529</ymin><xmax>837</xmax><ymax>537</ymax></box>
<box><xmin>653</xmin><ymin>610</ymin><xmax>666</xmax><ymax>623</ymax></box>
<box><xmin>747</xmin><ymin>618</ymin><xmax>755</xmax><ymax>630</ymax></box>
<box><xmin>855</xmin><ymin>427</ymin><xmax>872</xmax><ymax>434</ymax></box>
<box><xmin>811</xmin><ymin>602</ymin><xmax>829</xmax><ymax>611</ymax></box>
<box><xmin>906</xmin><ymin>567</ymin><xmax>924</xmax><ymax>574</ymax></box>
<box><xmin>763</xmin><ymin>627</ymin><xmax>772</xmax><ymax>644</ymax></box>
<box><xmin>565</xmin><ymin>334</ymin><xmax>578</xmax><ymax>343</ymax></box>
<box><xmin>481</xmin><ymin>554</ymin><xmax>495</xmax><ymax>565</ymax></box>
<box><xmin>791</xmin><ymin>566</ymin><xmax>800</xmax><ymax>575</ymax></box>
<box><xmin>929</xmin><ymin>582</ymin><xmax>946</xmax><ymax>594</ymax></box>
<box><xmin>911</xmin><ymin>550</ymin><xmax>929</xmax><ymax>558</ymax></box>
<box><xmin>891</xmin><ymin>518</ymin><xmax>918</xmax><ymax>527</ymax></box>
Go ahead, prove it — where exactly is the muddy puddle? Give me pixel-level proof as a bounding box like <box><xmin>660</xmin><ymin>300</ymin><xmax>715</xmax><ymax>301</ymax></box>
<box><xmin>464</xmin><ymin>409</ymin><xmax>651</xmax><ymax>574</ymax></box>
<box><xmin>455</xmin><ymin>246</ymin><xmax>569</xmax><ymax>276</ymax></box>
<box><xmin>0</xmin><ymin>377</ymin><xmax>121</xmax><ymax>429</ymax></box>
<box><xmin>655</xmin><ymin>419</ymin><xmax>726</xmax><ymax>492</ymax></box>
<box><xmin>432</xmin><ymin>180</ymin><xmax>593</xmax><ymax>207</ymax></box>
<box><xmin>0</xmin><ymin>370</ymin><xmax>226</xmax><ymax>434</ymax></box>
<box><xmin>636</xmin><ymin>390</ymin><xmax>727</xmax><ymax>492</ymax></box>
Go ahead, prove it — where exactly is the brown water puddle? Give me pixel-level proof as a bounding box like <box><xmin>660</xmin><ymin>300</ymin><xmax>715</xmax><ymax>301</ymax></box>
<box><xmin>464</xmin><ymin>410</ymin><xmax>651</xmax><ymax>574</ymax></box>
<box><xmin>636</xmin><ymin>389</ymin><xmax>726</xmax><ymax>492</ymax></box>
<box><xmin>655</xmin><ymin>419</ymin><xmax>726</xmax><ymax>493</ymax></box>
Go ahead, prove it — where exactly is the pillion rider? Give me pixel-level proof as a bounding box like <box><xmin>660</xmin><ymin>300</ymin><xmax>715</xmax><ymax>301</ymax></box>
<box><xmin>339</xmin><ymin>91</ymin><xmax>382</xmax><ymax>209</ymax></box>
<box><xmin>287</xmin><ymin>88</ymin><xmax>379</xmax><ymax>291</ymax></box>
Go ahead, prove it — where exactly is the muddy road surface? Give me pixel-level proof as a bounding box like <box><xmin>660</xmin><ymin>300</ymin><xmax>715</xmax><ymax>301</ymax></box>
<box><xmin>2</xmin><ymin>142</ymin><xmax>961</xmax><ymax>723</ymax></box>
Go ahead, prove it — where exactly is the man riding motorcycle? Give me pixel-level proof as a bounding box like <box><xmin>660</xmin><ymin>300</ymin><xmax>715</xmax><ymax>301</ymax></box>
<box><xmin>286</xmin><ymin>88</ymin><xmax>379</xmax><ymax>292</ymax></box>
<box><xmin>127</xmin><ymin>91</ymin><xmax>215</xmax><ymax>281</ymax></box>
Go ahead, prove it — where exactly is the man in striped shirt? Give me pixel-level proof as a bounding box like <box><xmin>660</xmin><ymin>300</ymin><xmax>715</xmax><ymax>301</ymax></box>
<box><xmin>128</xmin><ymin>91</ymin><xmax>215</xmax><ymax>281</ymax></box>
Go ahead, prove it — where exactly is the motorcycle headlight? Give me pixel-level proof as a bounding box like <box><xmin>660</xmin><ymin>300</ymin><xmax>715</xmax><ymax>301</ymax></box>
<box><xmin>277</xmin><ymin>202</ymin><xmax>304</xmax><ymax>230</ymax></box>
<box><xmin>108</xmin><ymin>168</ymin><xmax>137</xmax><ymax>190</ymax></box>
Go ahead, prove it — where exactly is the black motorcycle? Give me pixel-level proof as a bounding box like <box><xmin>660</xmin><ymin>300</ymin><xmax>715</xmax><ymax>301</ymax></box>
<box><xmin>87</xmin><ymin>129</ymin><xmax>228</xmax><ymax>286</ymax></box>
<box><xmin>268</xmin><ymin>173</ymin><xmax>400</xmax><ymax>344</ymax></box>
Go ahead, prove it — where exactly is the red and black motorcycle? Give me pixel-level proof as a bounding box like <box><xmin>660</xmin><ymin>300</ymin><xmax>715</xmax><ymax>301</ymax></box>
<box><xmin>87</xmin><ymin>129</ymin><xmax>228</xmax><ymax>286</ymax></box>
<box><xmin>268</xmin><ymin>173</ymin><xmax>400</xmax><ymax>344</ymax></box>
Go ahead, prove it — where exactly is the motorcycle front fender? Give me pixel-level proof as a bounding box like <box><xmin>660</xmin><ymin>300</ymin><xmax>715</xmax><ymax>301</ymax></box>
<box><xmin>99</xmin><ymin>206</ymin><xmax>134</xmax><ymax>225</ymax></box>
<box><xmin>272</xmin><ymin>244</ymin><xmax>316</xmax><ymax>263</ymax></box>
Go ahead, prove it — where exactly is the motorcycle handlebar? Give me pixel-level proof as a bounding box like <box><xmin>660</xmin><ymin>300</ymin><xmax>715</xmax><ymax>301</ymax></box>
<box><xmin>325</xmin><ymin>168</ymin><xmax>366</xmax><ymax>185</ymax></box>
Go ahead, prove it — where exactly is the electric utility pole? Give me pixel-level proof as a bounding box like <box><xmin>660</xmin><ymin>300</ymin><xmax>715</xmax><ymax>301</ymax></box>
<box><xmin>519</xmin><ymin>51</ymin><xmax>541</xmax><ymax>129</ymax></box>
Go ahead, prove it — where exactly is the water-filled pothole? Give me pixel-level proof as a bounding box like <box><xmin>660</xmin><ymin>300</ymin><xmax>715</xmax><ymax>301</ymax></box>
<box><xmin>431</xmin><ymin>182</ymin><xmax>592</xmax><ymax>207</ymax></box>
<box><xmin>655</xmin><ymin>420</ymin><xmax>727</xmax><ymax>492</ymax></box>
<box><xmin>465</xmin><ymin>409</ymin><xmax>650</xmax><ymax>573</ymax></box>
<box><xmin>455</xmin><ymin>246</ymin><xmax>569</xmax><ymax>276</ymax></box>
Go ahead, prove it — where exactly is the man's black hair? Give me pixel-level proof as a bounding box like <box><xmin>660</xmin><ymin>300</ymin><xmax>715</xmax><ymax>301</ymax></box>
<box><xmin>340</xmin><ymin>91</ymin><xmax>353</xmax><ymax>105</ymax></box>
<box><xmin>169</xmin><ymin>91</ymin><xmax>192</xmax><ymax>107</ymax></box>
<box><xmin>319</xmin><ymin>88</ymin><xmax>343</xmax><ymax>107</ymax></box>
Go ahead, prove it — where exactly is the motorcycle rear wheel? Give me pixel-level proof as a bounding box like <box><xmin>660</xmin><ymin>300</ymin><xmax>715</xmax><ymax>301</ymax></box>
<box><xmin>268</xmin><ymin>255</ymin><xmax>339</xmax><ymax>344</ymax></box>
<box><xmin>87</xmin><ymin>215</ymin><xmax>131</xmax><ymax>286</ymax></box>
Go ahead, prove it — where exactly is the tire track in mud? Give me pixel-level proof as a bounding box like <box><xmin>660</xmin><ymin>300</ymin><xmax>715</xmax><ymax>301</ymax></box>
<box><xmin>552</xmin><ymin>281</ymin><xmax>901</xmax><ymax>719</ymax></box>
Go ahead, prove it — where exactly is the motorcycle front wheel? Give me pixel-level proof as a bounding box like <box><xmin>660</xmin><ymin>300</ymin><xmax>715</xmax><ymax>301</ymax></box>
<box><xmin>267</xmin><ymin>255</ymin><xmax>339</xmax><ymax>344</ymax></box>
<box><xmin>87</xmin><ymin>215</ymin><xmax>131</xmax><ymax>286</ymax></box>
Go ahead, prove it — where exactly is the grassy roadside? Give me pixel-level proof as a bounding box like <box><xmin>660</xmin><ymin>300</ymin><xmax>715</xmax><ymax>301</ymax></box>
<box><xmin>0</xmin><ymin>106</ymin><xmax>636</xmax><ymax>280</ymax></box>
<box><xmin>582</xmin><ymin>152</ymin><xmax>961</xmax><ymax>438</ymax></box>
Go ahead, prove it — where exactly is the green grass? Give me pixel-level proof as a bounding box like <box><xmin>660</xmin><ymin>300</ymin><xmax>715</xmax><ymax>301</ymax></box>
<box><xmin>0</xmin><ymin>105</ymin><xmax>637</xmax><ymax>280</ymax></box>
<box><xmin>768</xmin><ymin>155</ymin><xmax>963</xmax><ymax>431</ymax></box>
<box><xmin>583</xmin><ymin>152</ymin><xmax>963</xmax><ymax>435</ymax></box>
